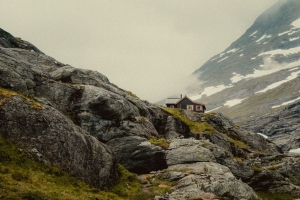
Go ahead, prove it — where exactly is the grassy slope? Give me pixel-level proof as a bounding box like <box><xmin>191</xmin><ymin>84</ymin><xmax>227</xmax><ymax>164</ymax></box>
<box><xmin>0</xmin><ymin>135</ymin><xmax>123</xmax><ymax>200</ymax></box>
<box><xmin>0</xmin><ymin>135</ymin><xmax>173</xmax><ymax>200</ymax></box>
<box><xmin>162</xmin><ymin>107</ymin><xmax>250</xmax><ymax>149</ymax></box>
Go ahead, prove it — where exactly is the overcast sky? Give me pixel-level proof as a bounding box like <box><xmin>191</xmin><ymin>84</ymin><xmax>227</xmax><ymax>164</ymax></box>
<box><xmin>0</xmin><ymin>0</ymin><xmax>276</xmax><ymax>102</ymax></box>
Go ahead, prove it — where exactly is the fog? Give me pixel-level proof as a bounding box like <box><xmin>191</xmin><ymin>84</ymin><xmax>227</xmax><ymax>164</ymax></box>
<box><xmin>0</xmin><ymin>0</ymin><xmax>276</xmax><ymax>102</ymax></box>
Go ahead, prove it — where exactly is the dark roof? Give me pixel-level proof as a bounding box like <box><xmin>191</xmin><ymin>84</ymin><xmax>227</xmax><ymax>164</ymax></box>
<box><xmin>175</xmin><ymin>95</ymin><xmax>205</xmax><ymax>106</ymax></box>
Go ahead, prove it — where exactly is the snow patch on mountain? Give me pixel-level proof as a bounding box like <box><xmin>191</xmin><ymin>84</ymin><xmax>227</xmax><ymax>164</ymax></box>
<box><xmin>224</xmin><ymin>98</ymin><xmax>245</xmax><ymax>107</ymax></box>
<box><xmin>226</xmin><ymin>48</ymin><xmax>239</xmax><ymax>54</ymax></box>
<box><xmin>230</xmin><ymin>72</ymin><xmax>244</xmax><ymax>83</ymax></box>
<box><xmin>231</xmin><ymin>59</ymin><xmax>300</xmax><ymax>84</ymax></box>
<box><xmin>240</xmin><ymin>54</ymin><xmax>244</xmax><ymax>57</ymax></box>
<box><xmin>289</xmin><ymin>37</ymin><xmax>300</xmax><ymax>41</ymax></box>
<box><xmin>206</xmin><ymin>106</ymin><xmax>222</xmax><ymax>113</ymax></box>
<box><xmin>256</xmin><ymin>69</ymin><xmax>300</xmax><ymax>94</ymax></box>
<box><xmin>291</xmin><ymin>18</ymin><xmax>300</xmax><ymax>28</ymax></box>
<box><xmin>256</xmin><ymin>34</ymin><xmax>272</xmax><ymax>43</ymax></box>
<box><xmin>217</xmin><ymin>56</ymin><xmax>228</xmax><ymax>63</ymax></box>
<box><xmin>278</xmin><ymin>30</ymin><xmax>291</xmax><ymax>36</ymax></box>
<box><xmin>258</xmin><ymin>46</ymin><xmax>300</xmax><ymax>57</ymax></box>
<box><xmin>210</xmin><ymin>57</ymin><xmax>218</xmax><ymax>62</ymax></box>
<box><xmin>219</xmin><ymin>53</ymin><xmax>225</xmax><ymax>57</ymax></box>
<box><xmin>249</xmin><ymin>31</ymin><xmax>258</xmax><ymax>37</ymax></box>
<box><xmin>195</xmin><ymin>84</ymin><xmax>233</xmax><ymax>100</ymax></box>
<box><xmin>272</xmin><ymin>96</ymin><xmax>300</xmax><ymax>108</ymax></box>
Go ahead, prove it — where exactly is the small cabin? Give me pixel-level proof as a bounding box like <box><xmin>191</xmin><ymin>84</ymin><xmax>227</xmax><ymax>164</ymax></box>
<box><xmin>165</xmin><ymin>95</ymin><xmax>206</xmax><ymax>113</ymax></box>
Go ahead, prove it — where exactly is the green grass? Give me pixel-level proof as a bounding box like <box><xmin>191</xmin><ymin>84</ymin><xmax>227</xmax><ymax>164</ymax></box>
<box><xmin>0</xmin><ymin>135</ymin><xmax>173</xmax><ymax>200</ymax></box>
<box><xmin>125</xmin><ymin>90</ymin><xmax>138</xmax><ymax>98</ymax></box>
<box><xmin>0</xmin><ymin>87</ymin><xmax>42</xmax><ymax>109</ymax></box>
<box><xmin>162</xmin><ymin>108</ymin><xmax>215</xmax><ymax>134</ymax></box>
<box><xmin>149</xmin><ymin>137</ymin><xmax>171</xmax><ymax>149</ymax></box>
<box><xmin>0</xmin><ymin>135</ymin><xmax>123</xmax><ymax>200</ymax></box>
<box><xmin>252</xmin><ymin>165</ymin><xmax>263</xmax><ymax>173</ymax></box>
<box><xmin>257</xmin><ymin>192</ymin><xmax>294</xmax><ymax>200</ymax></box>
<box><xmin>225</xmin><ymin>135</ymin><xmax>250</xmax><ymax>149</ymax></box>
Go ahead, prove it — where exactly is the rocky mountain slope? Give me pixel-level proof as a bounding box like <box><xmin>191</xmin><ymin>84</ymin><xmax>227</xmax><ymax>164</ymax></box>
<box><xmin>1</xmin><ymin>27</ymin><xmax>300</xmax><ymax>199</ymax></box>
<box><xmin>191</xmin><ymin>0</ymin><xmax>300</xmax><ymax>152</ymax></box>
<box><xmin>193</xmin><ymin>0</ymin><xmax>300</xmax><ymax>120</ymax></box>
<box><xmin>243</xmin><ymin>101</ymin><xmax>300</xmax><ymax>152</ymax></box>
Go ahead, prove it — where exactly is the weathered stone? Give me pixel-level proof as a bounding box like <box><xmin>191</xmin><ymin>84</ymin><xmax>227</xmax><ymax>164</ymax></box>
<box><xmin>166</xmin><ymin>139</ymin><xmax>216</xmax><ymax>165</ymax></box>
<box><xmin>163</xmin><ymin>172</ymin><xmax>186</xmax><ymax>181</ymax></box>
<box><xmin>0</xmin><ymin>95</ymin><xmax>118</xmax><ymax>189</ymax></box>
<box><xmin>156</xmin><ymin>162</ymin><xmax>258</xmax><ymax>200</ymax></box>
<box><xmin>107</xmin><ymin>136</ymin><xmax>167</xmax><ymax>174</ymax></box>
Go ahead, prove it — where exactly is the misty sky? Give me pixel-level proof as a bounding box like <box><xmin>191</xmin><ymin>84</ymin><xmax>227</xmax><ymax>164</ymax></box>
<box><xmin>0</xmin><ymin>0</ymin><xmax>276</xmax><ymax>102</ymax></box>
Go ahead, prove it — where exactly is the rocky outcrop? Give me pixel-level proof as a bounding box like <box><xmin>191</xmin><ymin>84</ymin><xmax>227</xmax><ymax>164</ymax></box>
<box><xmin>2</xmin><ymin>27</ymin><xmax>300</xmax><ymax>199</ymax></box>
<box><xmin>182</xmin><ymin>111</ymin><xmax>282</xmax><ymax>156</ymax></box>
<box><xmin>155</xmin><ymin>162</ymin><xmax>258</xmax><ymax>200</ymax></box>
<box><xmin>0</xmin><ymin>28</ymin><xmax>43</xmax><ymax>53</ymax></box>
<box><xmin>0</xmin><ymin>92</ymin><xmax>118</xmax><ymax>189</ymax></box>
<box><xmin>166</xmin><ymin>139</ymin><xmax>216</xmax><ymax>165</ymax></box>
<box><xmin>0</xmin><ymin>31</ymin><xmax>166</xmax><ymax>174</ymax></box>
<box><xmin>107</xmin><ymin>136</ymin><xmax>167</xmax><ymax>174</ymax></box>
<box><xmin>243</xmin><ymin>101</ymin><xmax>300</xmax><ymax>152</ymax></box>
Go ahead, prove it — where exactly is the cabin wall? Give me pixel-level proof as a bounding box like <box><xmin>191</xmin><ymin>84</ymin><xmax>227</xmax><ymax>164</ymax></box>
<box><xmin>176</xmin><ymin>99</ymin><xmax>193</xmax><ymax>109</ymax></box>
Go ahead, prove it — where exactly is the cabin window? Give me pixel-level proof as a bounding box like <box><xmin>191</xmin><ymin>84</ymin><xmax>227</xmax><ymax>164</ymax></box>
<box><xmin>196</xmin><ymin>105</ymin><xmax>202</xmax><ymax>111</ymax></box>
<box><xmin>170</xmin><ymin>105</ymin><xmax>174</xmax><ymax>108</ymax></box>
<box><xmin>187</xmin><ymin>105</ymin><xmax>194</xmax><ymax>110</ymax></box>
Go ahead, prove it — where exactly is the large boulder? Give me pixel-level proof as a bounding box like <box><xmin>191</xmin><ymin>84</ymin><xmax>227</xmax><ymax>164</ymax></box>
<box><xmin>155</xmin><ymin>162</ymin><xmax>258</xmax><ymax>200</ymax></box>
<box><xmin>0</xmin><ymin>92</ymin><xmax>118</xmax><ymax>189</ymax></box>
<box><xmin>106</xmin><ymin>136</ymin><xmax>167</xmax><ymax>174</ymax></box>
<box><xmin>166</xmin><ymin>139</ymin><xmax>216</xmax><ymax>166</ymax></box>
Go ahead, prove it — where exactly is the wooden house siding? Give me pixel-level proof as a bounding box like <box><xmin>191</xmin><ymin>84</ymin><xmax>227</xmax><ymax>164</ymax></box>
<box><xmin>176</xmin><ymin>98</ymin><xmax>193</xmax><ymax>110</ymax></box>
<box><xmin>165</xmin><ymin>95</ymin><xmax>205</xmax><ymax>113</ymax></box>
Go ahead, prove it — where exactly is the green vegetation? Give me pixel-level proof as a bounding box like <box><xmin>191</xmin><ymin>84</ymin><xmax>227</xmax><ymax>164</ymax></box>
<box><xmin>0</xmin><ymin>87</ymin><xmax>42</xmax><ymax>109</ymax></box>
<box><xmin>0</xmin><ymin>135</ymin><xmax>122</xmax><ymax>199</ymax></box>
<box><xmin>288</xmin><ymin>173</ymin><xmax>300</xmax><ymax>186</ymax></box>
<box><xmin>0</xmin><ymin>135</ymin><xmax>174</xmax><ymax>199</ymax></box>
<box><xmin>136</xmin><ymin>116</ymin><xmax>148</xmax><ymax>124</ymax></box>
<box><xmin>252</xmin><ymin>165</ymin><xmax>263</xmax><ymax>173</ymax></box>
<box><xmin>226</xmin><ymin>135</ymin><xmax>250</xmax><ymax>149</ymax></box>
<box><xmin>257</xmin><ymin>191</ymin><xmax>294</xmax><ymax>200</ymax></box>
<box><xmin>234</xmin><ymin>157</ymin><xmax>243</xmax><ymax>163</ymax></box>
<box><xmin>149</xmin><ymin>137</ymin><xmax>171</xmax><ymax>149</ymax></box>
<box><xmin>111</xmin><ymin>165</ymin><xmax>142</xmax><ymax>199</ymax></box>
<box><xmin>125</xmin><ymin>90</ymin><xmax>138</xmax><ymax>98</ymax></box>
<box><xmin>112</xmin><ymin>165</ymin><xmax>174</xmax><ymax>199</ymax></box>
<box><xmin>162</xmin><ymin>108</ymin><xmax>215</xmax><ymax>134</ymax></box>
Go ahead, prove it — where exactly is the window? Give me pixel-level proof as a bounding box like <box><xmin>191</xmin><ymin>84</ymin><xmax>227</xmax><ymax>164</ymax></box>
<box><xmin>196</xmin><ymin>105</ymin><xmax>201</xmax><ymax>111</ymax></box>
<box><xmin>187</xmin><ymin>105</ymin><xmax>194</xmax><ymax>110</ymax></box>
<box><xmin>170</xmin><ymin>105</ymin><xmax>174</xmax><ymax>108</ymax></box>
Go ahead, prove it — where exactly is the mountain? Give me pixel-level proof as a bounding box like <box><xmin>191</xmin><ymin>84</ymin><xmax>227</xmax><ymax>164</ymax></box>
<box><xmin>192</xmin><ymin>0</ymin><xmax>300</xmax><ymax>150</ymax></box>
<box><xmin>1</xmin><ymin>26</ymin><xmax>300</xmax><ymax>198</ymax></box>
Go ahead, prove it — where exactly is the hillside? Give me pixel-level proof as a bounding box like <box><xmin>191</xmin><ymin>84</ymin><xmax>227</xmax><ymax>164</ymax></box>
<box><xmin>1</xmin><ymin>27</ymin><xmax>300</xmax><ymax>199</ymax></box>
<box><xmin>191</xmin><ymin>0</ymin><xmax>300</xmax><ymax>151</ymax></box>
<box><xmin>193</xmin><ymin>0</ymin><xmax>300</xmax><ymax>120</ymax></box>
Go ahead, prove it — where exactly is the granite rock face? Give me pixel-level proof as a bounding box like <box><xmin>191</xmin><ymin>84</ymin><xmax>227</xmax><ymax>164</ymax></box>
<box><xmin>243</xmin><ymin>101</ymin><xmax>300</xmax><ymax>152</ymax></box>
<box><xmin>106</xmin><ymin>136</ymin><xmax>167</xmax><ymax>174</ymax></box>
<box><xmin>166</xmin><ymin>139</ymin><xmax>216</xmax><ymax>165</ymax></box>
<box><xmin>0</xmin><ymin>94</ymin><xmax>118</xmax><ymax>189</ymax></box>
<box><xmin>155</xmin><ymin>162</ymin><xmax>258</xmax><ymax>200</ymax></box>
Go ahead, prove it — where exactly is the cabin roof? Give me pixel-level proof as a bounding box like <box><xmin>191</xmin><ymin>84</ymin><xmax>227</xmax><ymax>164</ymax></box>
<box><xmin>165</xmin><ymin>98</ymin><xmax>181</xmax><ymax>104</ymax></box>
<box><xmin>176</xmin><ymin>95</ymin><xmax>205</xmax><ymax>106</ymax></box>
